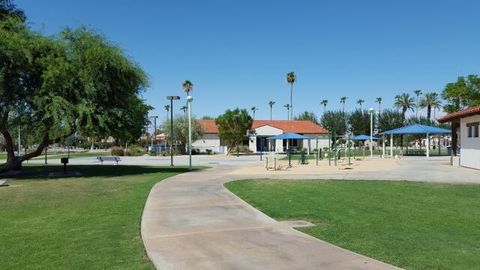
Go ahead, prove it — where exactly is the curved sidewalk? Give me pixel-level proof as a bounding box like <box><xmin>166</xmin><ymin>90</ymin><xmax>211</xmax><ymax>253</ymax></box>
<box><xmin>141</xmin><ymin>166</ymin><xmax>400</xmax><ymax>270</ymax></box>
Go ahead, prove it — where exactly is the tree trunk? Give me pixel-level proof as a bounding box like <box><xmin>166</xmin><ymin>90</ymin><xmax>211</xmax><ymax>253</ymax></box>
<box><xmin>0</xmin><ymin>130</ymin><xmax>52</xmax><ymax>173</ymax></box>
<box><xmin>427</xmin><ymin>105</ymin><xmax>431</xmax><ymax>119</ymax></box>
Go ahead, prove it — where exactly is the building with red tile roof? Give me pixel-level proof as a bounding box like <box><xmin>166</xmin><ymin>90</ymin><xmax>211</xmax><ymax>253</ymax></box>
<box><xmin>194</xmin><ymin>119</ymin><xmax>329</xmax><ymax>153</ymax></box>
<box><xmin>438</xmin><ymin>105</ymin><xmax>480</xmax><ymax>170</ymax></box>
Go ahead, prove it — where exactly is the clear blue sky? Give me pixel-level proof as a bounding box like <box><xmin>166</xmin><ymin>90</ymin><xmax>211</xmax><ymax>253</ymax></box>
<box><xmin>17</xmin><ymin>0</ymin><xmax>480</xmax><ymax>121</ymax></box>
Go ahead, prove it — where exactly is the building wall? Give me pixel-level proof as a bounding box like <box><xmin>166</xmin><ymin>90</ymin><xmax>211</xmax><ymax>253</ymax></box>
<box><xmin>192</xmin><ymin>134</ymin><xmax>225</xmax><ymax>153</ymax></box>
<box><xmin>460</xmin><ymin>115</ymin><xmax>480</xmax><ymax>169</ymax></box>
<box><xmin>249</xmin><ymin>126</ymin><xmax>283</xmax><ymax>152</ymax></box>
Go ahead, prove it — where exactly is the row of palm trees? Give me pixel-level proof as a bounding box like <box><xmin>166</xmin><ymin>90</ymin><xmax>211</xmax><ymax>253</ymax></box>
<box><xmin>254</xmin><ymin>91</ymin><xmax>440</xmax><ymax>122</ymax></box>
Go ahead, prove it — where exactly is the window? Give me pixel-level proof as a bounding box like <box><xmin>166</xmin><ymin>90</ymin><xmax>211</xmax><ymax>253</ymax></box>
<box><xmin>467</xmin><ymin>122</ymin><xmax>479</xmax><ymax>138</ymax></box>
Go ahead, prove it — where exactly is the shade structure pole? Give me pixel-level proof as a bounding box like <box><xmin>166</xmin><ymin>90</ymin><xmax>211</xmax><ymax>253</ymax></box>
<box><xmin>426</xmin><ymin>133</ymin><xmax>430</xmax><ymax>158</ymax></box>
<box><xmin>382</xmin><ymin>135</ymin><xmax>386</xmax><ymax>158</ymax></box>
<box><xmin>390</xmin><ymin>133</ymin><xmax>393</xmax><ymax>158</ymax></box>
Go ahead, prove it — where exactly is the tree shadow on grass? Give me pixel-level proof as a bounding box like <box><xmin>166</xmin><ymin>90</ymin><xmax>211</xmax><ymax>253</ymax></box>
<box><xmin>1</xmin><ymin>165</ymin><xmax>205</xmax><ymax>180</ymax></box>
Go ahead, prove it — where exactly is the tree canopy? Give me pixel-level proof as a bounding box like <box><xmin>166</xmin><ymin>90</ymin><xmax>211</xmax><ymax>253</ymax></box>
<box><xmin>377</xmin><ymin>109</ymin><xmax>404</xmax><ymax>133</ymax></box>
<box><xmin>215</xmin><ymin>108</ymin><xmax>252</xmax><ymax>153</ymax></box>
<box><xmin>163</xmin><ymin>115</ymin><xmax>203</xmax><ymax>153</ymax></box>
<box><xmin>0</xmin><ymin>12</ymin><xmax>150</xmax><ymax>172</ymax></box>
<box><xmin>294</xmin><ymin>111</ymin><xmax>319</xmax><ymax>124</ymax></box>
<box><xmin>442</xmin><ymin>75</ymin><xmax>480</xmax><ymax>113</ymax></box>
<box><xmin>348</xmin><ymin>109</ymin><xmax>374</xmax><ymax>136</ymax></box>
<box><xmin>320</xmin><ymin>110</ymin><xmax>346</xmax><ymax>136</ymax></box>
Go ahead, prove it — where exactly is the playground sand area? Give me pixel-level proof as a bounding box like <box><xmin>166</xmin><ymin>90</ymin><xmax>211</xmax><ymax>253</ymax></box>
<box><xmin>231</xmin><ymin>156</ymin><xmax>400</xmax><ymax>176</ymax></box>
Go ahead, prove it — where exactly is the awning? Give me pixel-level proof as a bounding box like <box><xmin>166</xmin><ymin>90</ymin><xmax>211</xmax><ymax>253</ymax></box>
<box><xmin>351</xmin><ymin>135</ymin><xmax>379</xmax><ymax>141</ymax></box>
<box><xmin>381</xmin><ymin>124</ymin><xmax>451</xmax><ymax>135</ymax></box>
<box><xmin>267</xmin><ymin>132</ymin><xmax>310</xmax><ymax>140</ymax></box>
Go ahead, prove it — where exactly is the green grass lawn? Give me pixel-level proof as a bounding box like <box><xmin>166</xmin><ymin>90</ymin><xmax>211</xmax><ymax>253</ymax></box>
<box><xmin>0</xmin><ymin>165</ymin><xmax>193</xmax><ymax>270</ymax></box>
<box><xmin>0</xmin><ymin>151</ymin><xmax>110</xmax><ymax>162</ymax></box>
<box><xmin>226</xmin><ymin>180</ymin><xmax>480</xmax><ymax>270</ymax></box>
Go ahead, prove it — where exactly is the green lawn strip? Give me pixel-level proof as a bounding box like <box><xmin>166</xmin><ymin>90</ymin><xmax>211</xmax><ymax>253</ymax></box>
<box><xmin>0</xmin><ymin>165</ymin><xmax>195</xmax><ymax>270</ymax></box>
<box><xmin>225</xmin><ymin>179</ymin><xmax>480</xmax><ymax>270</ymax></box>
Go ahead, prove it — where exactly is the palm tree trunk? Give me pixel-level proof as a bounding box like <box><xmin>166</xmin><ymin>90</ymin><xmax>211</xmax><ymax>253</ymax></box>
<box><xmin>270</xmin><ymin>106</ymin><xmax>272</xmax><ymax>120</ymax></box>
<box><xmin>290</xmin><ymin>83</ymin><xmax>293</xmax><ymax>120</ymax></box>
<box><xmin>427</xmin><ymin>105</ymin><xmax>431</xmax><ymax>119</ymax></box>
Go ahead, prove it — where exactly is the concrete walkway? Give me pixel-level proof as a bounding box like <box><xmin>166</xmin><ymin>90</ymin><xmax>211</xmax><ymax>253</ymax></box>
<box><xmin>141</xmin><ymin>166</ymin><xmax>400</xmax><ymax>270</ymax></box>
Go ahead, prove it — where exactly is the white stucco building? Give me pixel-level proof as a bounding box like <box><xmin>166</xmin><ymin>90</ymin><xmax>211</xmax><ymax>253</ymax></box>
<box><xmin>195</xmin><ymin>120</ymin><xmax>330</xmax><ymax>154</ymax></box>
<box><xmin>439</xmin><ymin>105</ymin><xmax>480</xmax><ymax>170</ymax></box>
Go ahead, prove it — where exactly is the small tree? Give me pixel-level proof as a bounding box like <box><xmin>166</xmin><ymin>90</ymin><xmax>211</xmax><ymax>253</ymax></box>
<box><xmin>215</xmin><ymin>108</ymin><xmax>252</xmax><ymax>155</ymax></box>
<box><xmin>295</xmin><ymin>111</ymin><xmax>319</xmax><ymax>124</ymax></box>
<box><xmin>163</xmin><ymin>115</ymin><xmax>203</xmax><ymax>153</ymax></box>
<box><xmin>321</xmin><ymin>110</ymin><xmax>347</xmax><ymax>137</ymax></box>
<box><xmin>349</xmin><ymin>109</ymin><xmax>373</xmax><ymax>136</ymax></box>
<box><xmin>378</xmin><ymin>109</ymin><xmax>404</xmax><ymax>133</ymax></box>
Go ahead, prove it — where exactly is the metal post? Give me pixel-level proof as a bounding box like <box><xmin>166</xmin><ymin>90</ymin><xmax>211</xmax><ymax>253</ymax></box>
<box><xmin>166</xmin><ymin>96</ymin><xmax>180</xmax><ymax>166</ymax></box>
<box><xmin>154</xmin><ymin>116</ymin><xmax>157</xmax><ymax>155</ymax></box>
<box><xmin>17</xmin><ymin>126</ymin><xmax>20</xmax><ymax>156</ymax></box>
<box><xmin>390</xmin><ymin>133</ymin><xmax>394</xmax><ymax>157</ymax></box>
<box><xmin>369</xmin><ymin>108</ymin><xmax>374</xmax><ymax>159</ymax></box>
<box><xmin>170</xmin><ymin>99</ymin><xmax>174</xmax><ymax>166</ymax></box>
<box><xmin>426</xmin><ymin>133</ymin><xmax>430</xmax><ymax>158</ymax></box>
<box><xmin>187</xmin><ymin>96</ymin><xmax>193</xmax><ymax>170</ymax></box>
<box><xmin>316</xmin><ymin>137</ymin><xmax>319</xmax><ymax>166</ymax></box>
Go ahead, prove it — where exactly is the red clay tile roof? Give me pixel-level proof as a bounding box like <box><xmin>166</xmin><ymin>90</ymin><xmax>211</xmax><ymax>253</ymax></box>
<box><xmin>198</xmin><ymin>119</ymin><xmax>219</xmax><ymax>134</ymax></box>
<box><xmin>438</xmin><ymin>105</ymin><xmax>480</xmax><ymax>123</ymax></box>
<box><xmin>198</xmin><ymin>119</ymin><xmax>328</xmax><ymax>134</ymax></box>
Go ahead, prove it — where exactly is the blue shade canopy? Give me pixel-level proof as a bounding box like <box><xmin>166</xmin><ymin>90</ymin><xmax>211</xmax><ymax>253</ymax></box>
<box><xmin>351</xmin><ymin>135</ymin><xmax>379</xmax><ymax>141</ymax></box>
<box><xmin>381</xmin><ymin>124</ymin><xmax>451</xmax><ymax>135</ymax></box>
<box><xmin>267</xmin><ymin>132</ymin><xmax>309</xmax><ymax>140</ymax></box>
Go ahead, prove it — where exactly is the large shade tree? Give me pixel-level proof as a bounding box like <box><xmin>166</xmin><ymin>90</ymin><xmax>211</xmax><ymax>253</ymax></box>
<box><xmin>215</xmin><ymin>108</ymin><xmax>252</xmax><ymax>155</ymax></box>
<box><xmin>0</xmin><ymin>17</ymin><xmax>150</xmax><ymax>172</ymax></box>
<box><xmin>442</xmin><ymin>75</ymin><xmax>480</xmax><ymax>113</ymax></box>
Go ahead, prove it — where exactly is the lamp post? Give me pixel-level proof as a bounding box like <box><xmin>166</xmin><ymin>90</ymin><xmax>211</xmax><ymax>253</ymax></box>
<box><xmin>369</xmin><ymin>108</ymin><xmax>374</xmax><ymax>158</ymax></box>
<box><xmin>187</xmin><ymin>96</ymin><xmax>193</xmax><ymax>170</ymax></box>
<box><xmin>166</xmin><ymin>96</ymin><xmax>180</xmax><ymax>166</ymax></box>
<box><xmin>150</xmin><ymin>116</ymin><xmax>158</xmax><ymax>155</ymax></box>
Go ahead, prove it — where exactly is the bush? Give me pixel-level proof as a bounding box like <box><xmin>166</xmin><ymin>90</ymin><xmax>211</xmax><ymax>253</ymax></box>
<box><xmin>228</xmin><ymin>145</ymin><xmax>252</xmax><ymax>155</ymax></box>
<box><xmin>125</xmin><ymin>145</ymin><xmax>147</xmax><ymax>156</ymax></box>
<box><xmin>111</xmin><ymin>146</ymin><xmax>125</xmax><ymax>156</ymax></box>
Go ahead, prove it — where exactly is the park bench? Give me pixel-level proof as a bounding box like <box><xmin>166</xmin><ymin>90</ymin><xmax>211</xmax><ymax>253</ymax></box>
<box><xmin>97</xmin><ymin>156</ymin><xmax>121</xmax><ymax>165</ymax></box>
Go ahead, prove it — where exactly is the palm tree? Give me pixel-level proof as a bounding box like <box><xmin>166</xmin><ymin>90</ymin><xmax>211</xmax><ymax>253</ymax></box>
<box><xmin>356</xmin><ymin>99</ymin><xmax>365</xmax><ymax>110</ymax></box>
<box><xmin>340</xmin><ymin>97</ymin><xmax>347</xmax><ymax>114</ymax></box>
<box><xmin>251</xmin><ymin>106</ymin><xmax>259</xmax><ymax>120</ymax></box>
<box><xmin>394</xmin><ymin>93</ymin><xmax>415</xmax><ymax>119</ymax></box>
<box><xmin>268</xmin><ymin>101</ymin><xmax>275</xmax><ymax>120</ymax></box>
<box><xmin>182</xmin><ymin>80</ymin><xmax>193</xmax><ymax>96</ymax></box>
<box><xmin>320</xmin><ymin>99</ymin><xmax>328</xmax><ymax>115</ymax></box>
<box><xmin>164</xmin><ymin>104</ymin><xmax>170</xmax><ymax>122</ymax></box>
<box><xmin>284</xmin><ymin>104</ymin><xmax>291</xmax><ymax>120</ymax></box>
<box><xmin>414</xmin><ymin>89</ymin><xmax>422</xmax><ymax>118</ymax></box>
<box><xmin>375</xmin><ymin>97</ymin><xmax>382</xmax><ymax>114</ymax></box>
<box><xmin>180</xmin><ymin>105</ymin><xmax>188</xmax><ymax>118</ymax></box>
<box><xmin>286</xmin><ymin>72</ymin><xmax>296</xmax><ymax>120</ymax></box>
<box><xmin>420</xmin><ymin>92</ymin><xmax>441</xmax><ymax>120</ymax></box>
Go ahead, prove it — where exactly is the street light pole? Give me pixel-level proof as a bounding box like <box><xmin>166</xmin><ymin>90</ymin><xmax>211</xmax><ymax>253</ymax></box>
<box><xmin>369</xmin><ymin>108</ymin><xmax>374</xmax><ymax>159</ymax></box>
<box><xmin>187</xmin><ymin>96</ymin><xmax>193</xmax><ymax>170</ymax></box>
<box><xmin>151</xmin><ymin>116</ymin><xmax>158</xmax><ymax>155</ymax></box>
<box><xmin>166</xmin><ymin>96</ymin><xmax>180</xmax><ymax>166</ymax></box>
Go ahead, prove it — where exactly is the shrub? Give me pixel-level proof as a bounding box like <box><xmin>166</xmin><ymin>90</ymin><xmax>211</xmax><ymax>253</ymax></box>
<box><xmin>228</xmin><ymin>145</ymin><xmax>252</xmax><ymax>155</ymax></box>
<box><xmin>111</xmin><ymin>146</ymin><xmax>125</xmax><ymax>156</ymax></box>
<box><xmin>126</xmin><ymin>145</ymin><xmax>147</xmax><ymax>156</ymax></box>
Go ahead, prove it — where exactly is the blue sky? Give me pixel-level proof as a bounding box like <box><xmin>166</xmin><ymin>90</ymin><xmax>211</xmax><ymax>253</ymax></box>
<box><xmin>17</xmin><ymin>0</ymin><xmax>480</xmax><ymax>121</ymax></box>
